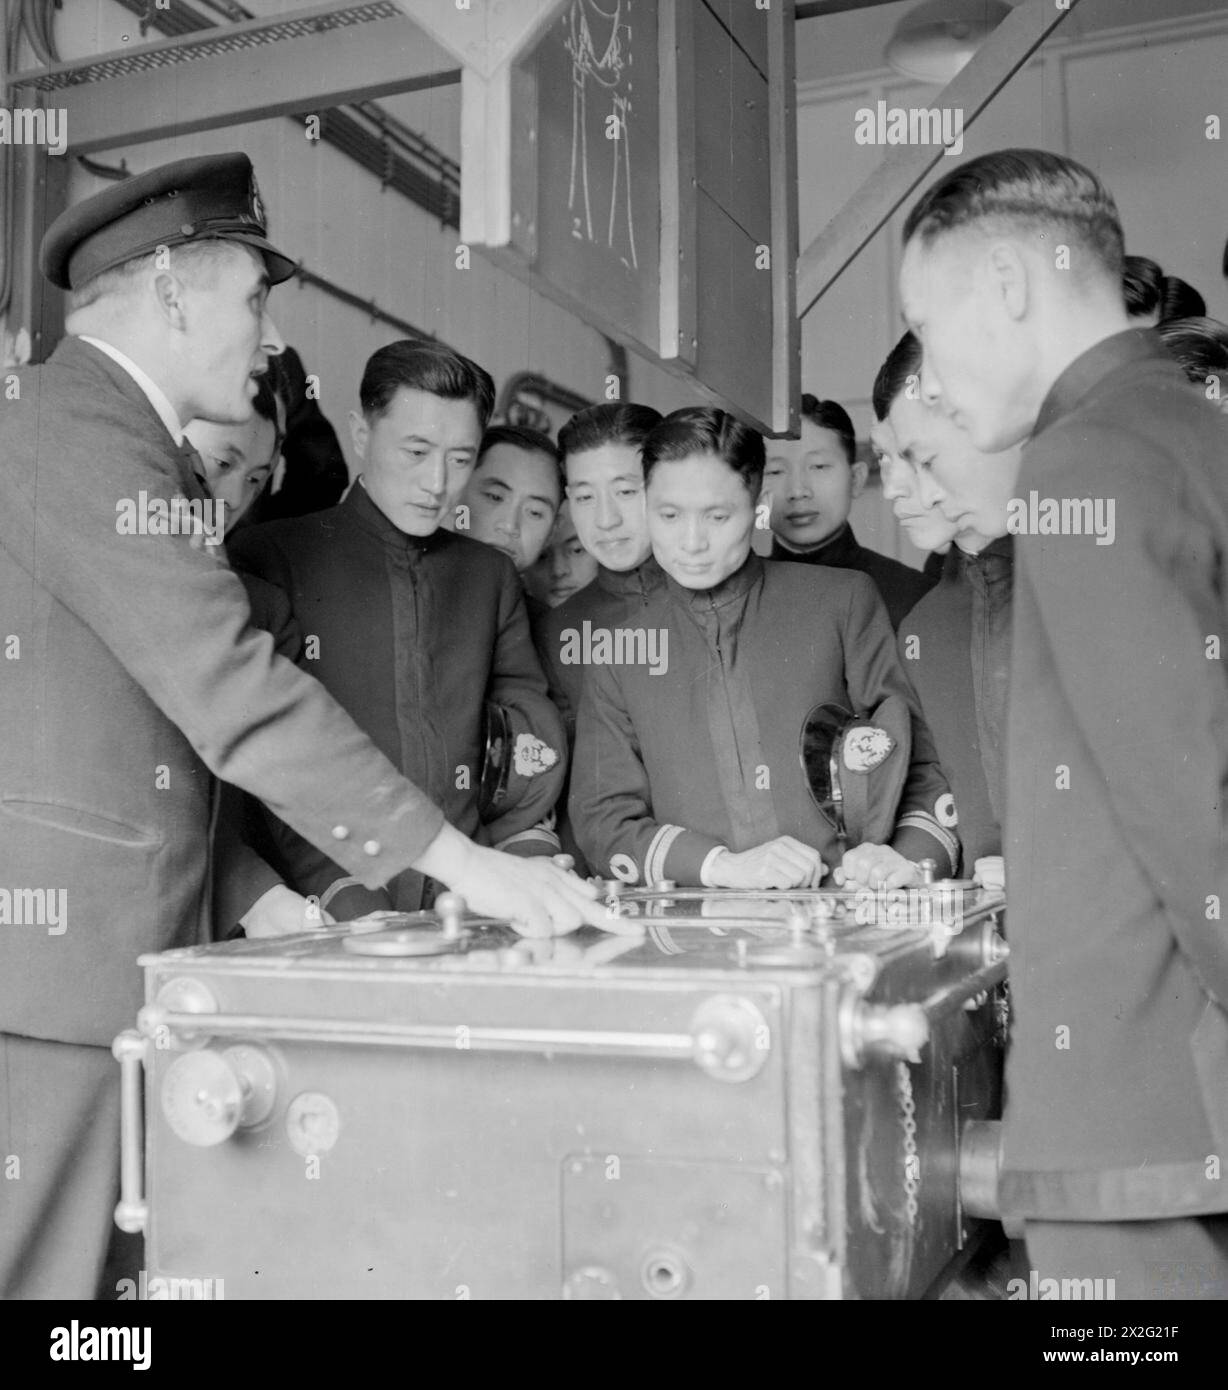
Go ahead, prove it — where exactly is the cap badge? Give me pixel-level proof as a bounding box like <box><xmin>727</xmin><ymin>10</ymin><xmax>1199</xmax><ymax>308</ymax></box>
<box><xmin>842</xmin><ymin>725</ymin><xmax>895</xmax><ymax>774</ymax></box>
<box><xmin>250</xmin><ymin>175</ymin><xmax>266</xmax><ymax>228</ymax></box>
<box><xmin>513</xmin><ymin>733</ymin><xmax>559</xmax><ymax>778</ymax></box>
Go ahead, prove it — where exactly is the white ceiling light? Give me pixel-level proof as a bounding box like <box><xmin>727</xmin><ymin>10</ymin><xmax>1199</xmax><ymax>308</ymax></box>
<box><xmin>885</xmin><ymin>0</ymin><xmax>1012</xmax><ymax>84</ymax></box>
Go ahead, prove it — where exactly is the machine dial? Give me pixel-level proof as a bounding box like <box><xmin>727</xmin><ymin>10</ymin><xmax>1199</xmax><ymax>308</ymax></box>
<box><xmin>160</xmin><ymin>1045</ymin><xmax>278</xmax><ymax>1147</ymax></box>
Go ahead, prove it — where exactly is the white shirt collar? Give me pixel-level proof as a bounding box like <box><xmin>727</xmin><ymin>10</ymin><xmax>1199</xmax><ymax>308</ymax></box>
<box><xmin>77</xmin><ymin>335</ymin><xmax>185</xmax><ymax>446</ymax></box>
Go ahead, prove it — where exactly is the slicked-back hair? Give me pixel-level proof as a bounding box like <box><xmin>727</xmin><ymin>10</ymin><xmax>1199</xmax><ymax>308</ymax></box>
<box><xmin>358</xmin><ymin>339</ymin><xmax>495</xmax><ymax>429</ymax></box>
<box><xmin>800</xmin><ymin>394</ymin><xmax>856</xmax><ymax>465</ymax></box>
<box><xmin>1159</xmin><ymin>276</ymin><xmax>1206</xmax><ymax>324</ymax></box>
<box><xmin>872</xmin><ymin>332</ymin><xmax>923</xmax><ymax>422</ymax></box>
<box><xmin>1157</xmin><ymin>316</ymin><xmax>1228</xmax><ymax>386</ymax></box>
<box><xmin>1122</xmin><ymin>255</ymin><xmax>1163</xmax><ymax>320</ymax></box>
<box><xmin>641</xmin><ymin>406</ymin><xmax>765</xmax><ymax>496</ymax></box>
<box><xmin>476</xmin><ymin>423</ymin><xmax>563</xmax><ymax>492</ymax></box>
<box><xmin>903</xmin><ymin>148</ymin><xmax>1125</xmax><ymax>282</ymax></box>
<box><xmin>557</xmin><ymin>402</ymin><xmax>662</xmax><ymax>461</ymax></box>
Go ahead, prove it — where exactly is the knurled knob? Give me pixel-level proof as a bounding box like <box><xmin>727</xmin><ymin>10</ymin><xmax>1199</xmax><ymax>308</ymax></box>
<box><xmin>436</xmin><ymin>892</ymin><xmax>466</xmax><ymax>939</ymax></box>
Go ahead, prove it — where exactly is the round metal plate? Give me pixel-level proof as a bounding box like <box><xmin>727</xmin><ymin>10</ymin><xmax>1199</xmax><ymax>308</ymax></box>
<box><xmin>341</xmin><ymin>926</ymin><xmax>469</xmax><ymax>956</ymax></box>
<box><xmin>161</xmin><ymin>1049</ymin><xmax>242</xmax><ymax>1147</ymax></box>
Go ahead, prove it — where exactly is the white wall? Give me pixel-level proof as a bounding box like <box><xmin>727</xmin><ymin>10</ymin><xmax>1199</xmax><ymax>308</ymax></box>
<box><xmin>798</xmin><ymin>7</ymin><xmax>1228</xmax><ymax>565</ymax></box>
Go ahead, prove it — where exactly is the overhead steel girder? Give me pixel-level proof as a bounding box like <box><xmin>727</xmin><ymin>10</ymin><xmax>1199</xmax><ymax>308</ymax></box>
<box><xmin>7</xmin><ymin>2</ymin><xmax>461</xmax><ymax>156</ymax></box>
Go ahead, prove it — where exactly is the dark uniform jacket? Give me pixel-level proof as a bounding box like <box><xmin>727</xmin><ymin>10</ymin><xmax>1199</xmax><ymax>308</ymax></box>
<box><xmin>535</xmin><ymin>558</ymin><xmax>666</xmax><ymax>738</ymax></box>
<box><xmin>1002</xmin><ymin>329</ymin><xmax>1228</xmax><ymax>1222</ymax></box>
<box><xmin>898</xmin><ymin>538</ymin><xmax>1013</xmax><ymax>870</ymax></box>
<box><xmin>0</xmin><ymin>339</ymin><xmax>447</xmax><ymax>1047</ymax></box>
<box><xmin>230</xmin><ymin>481</ymin><xmax>566</xmax><ymax>919</ymax></box>
<box><xmin>771</xmin><ymin>522</ymin><xmax>934</xmax><ymax>628</ymax></box>
<box><xmin>210</xmin><ymin>566</ymin><xmax>303</xmax><ymax>938</ymax></box>
<box><xmin>532</xmin><ymin>558</ymin><xmax>665</xmax><ymax>873</ymax></box>
<box><xmin>570</xmin><ymin>554</ymin><xmax>957</xmax><ymax>885</ymax></box>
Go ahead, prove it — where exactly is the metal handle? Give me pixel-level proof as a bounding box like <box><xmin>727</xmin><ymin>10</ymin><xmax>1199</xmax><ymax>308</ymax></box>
<box><xmin>840</xmin><ymin>957</ymin><xmax>1008</xmax><ymax>1068</ymax></box>
<box><xmin>138</xmin><ymin>993</ymin><xmax>770</xmax><ymax>1081</ymax></box>
<box><xmin>111</xmin><ymin>1030</ymin><xmax>148</xmax><ymax>1234</ymax></box>
<box><xmin>141</xmin><ymin>1006</ymin><xmax>696</xmax><ymax>1061</ymax></box>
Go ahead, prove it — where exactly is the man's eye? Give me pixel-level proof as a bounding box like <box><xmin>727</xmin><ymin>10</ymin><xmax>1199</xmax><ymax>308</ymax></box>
<box><xmin>567</xmin><ymin>541</ymin><xmax>586</xmax><ymax>557</ymax></box>
<box><xmin>656</xmin><ymin>510</ymin><xmax>678</xmax><ymax>521</ymax></box>
<box><xmin>528</xmin><ymin>506</ymin><xmax>549</xmax><ymax>521</ymax></box>
<box><xmin>571</xmin><ymin>493</ymin><xmax>594</xmax><ymax>506</ymax></box>
<box><xmin>710</xmin><ymin>513</ymin><xmax>729</xmax><ymax>524</ymax></box>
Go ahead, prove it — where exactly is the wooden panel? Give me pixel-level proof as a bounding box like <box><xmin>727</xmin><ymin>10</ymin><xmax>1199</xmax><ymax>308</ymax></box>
<box><xmin>694</xmin><ymin>0</ymin><xmax>772</xmax><ymax>246</ymax></box>
<box><xmin>659</xmin><ymin>0</ymin><xmax>699</xmax><ymax>364</ymax></box>
<box><xmin>694</xmin><ymin>189</ymin><xmax>773</xmax><ymax>423</ymax></box>
<box><xmin>766</xmin><ymin>0</ymin><xmax>800</xmax><ymax>436</ymax></box>
<box><xmin>703</xmin><ymin>0</ymin><xmax>770</xmax><ymax>78</ymax></box>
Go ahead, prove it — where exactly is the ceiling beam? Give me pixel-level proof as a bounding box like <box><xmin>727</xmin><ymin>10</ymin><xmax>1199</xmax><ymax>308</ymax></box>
<box><xmin>795</xmin><ymin>1</ymin><xmax>908</xmax><ymax>17</ymax></box>
<box><xmin>8</xmin><ymin>3</ymin><xmax>460</xmax><ymax>155</ymax></box>
<box><xmin>795</xmin><ymin>0</ymin><xmax>1083</xmax><ymax>319</ymax></box>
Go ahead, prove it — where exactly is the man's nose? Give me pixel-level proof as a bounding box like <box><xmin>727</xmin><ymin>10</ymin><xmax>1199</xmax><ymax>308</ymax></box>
<box><xmin>786</xmin><ymin>463</ymin><xmax>812</xmax><ymax>499</ymax></box>
<box><xmin>680</xmin><ymin>519</ymin><xmax>706</xmax><ymax>552</ymax></box>
<box><xmin>879</xmin><ymin>456</ymin><xmax>909</xmax><ymax>501</ymax></box>
<box><xmin>498</xmin><ymin>507</ymin><xmax>521</xmax><ymax>537</ymax></box>
<box><xmin>261</xmin><ymin>309</ymin><xmax>286</xmax><ymax>358</ymax></box>
<box><xmin>594</xmin><ymin>491</ymin><xmax>619</xmax><ymax>529</ymax></box>
<box><xmin>919</xmin><ymin>361</ymin><xmax>943</xmax><ymax>408</ymax></box>
<box><xmin>421</xmin><ymin>456</ymin><xmax>447</xmax><ymax>496</ymax></box>
<box><xmin>915</xmin><ymin>467</ymin><xmax>945</xmax><ymax>510</ymax></box>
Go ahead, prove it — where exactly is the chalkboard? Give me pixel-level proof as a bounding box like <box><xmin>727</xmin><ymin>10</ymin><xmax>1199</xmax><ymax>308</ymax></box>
<box><xmin>507</xmin><ymin>0</ymin><xmax>660</xmax><ymax>350</ymax></box>
<box><xmin>483</xmin><ymin>0</ymin><xmax>798</xmax><ymax>436</ymax></box>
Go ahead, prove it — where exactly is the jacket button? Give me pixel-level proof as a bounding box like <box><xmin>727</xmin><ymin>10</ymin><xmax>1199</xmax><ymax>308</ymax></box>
<box><xmin>363</xmin><ymin>839</ymin><xmax>381</xmax><ymax>856</ymax></box>
<box><xmin>331</xmin><ymin>825</ymin><xmax>349</xmax><ymax>840</ymax></box>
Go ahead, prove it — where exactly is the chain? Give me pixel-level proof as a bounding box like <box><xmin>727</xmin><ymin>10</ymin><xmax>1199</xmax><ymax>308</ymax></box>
<box><xmin>896</xmin><ymin>1060</ymin><xmax>920</xmax><ymax>1227</ymax></box>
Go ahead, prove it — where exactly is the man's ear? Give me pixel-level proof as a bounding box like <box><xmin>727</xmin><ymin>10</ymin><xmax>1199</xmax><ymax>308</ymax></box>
<box><xmin>850</xmin><ymin>458</ymin><xmax>869</xmax><ymax>499</ymax></box>
<box><xmin>348</xmin><ymin>409</ymin><xmax>369</xmax><ymax>462</ymax></box>
<box><xmin>987</xmin><ymin>240</ymin><xmax>1029</xmax><ymax>321</ymax></box>
<box><xmin>151</xmin><ymin>269</ymin><xmax>188</xmax><ymax>330</ymax></box>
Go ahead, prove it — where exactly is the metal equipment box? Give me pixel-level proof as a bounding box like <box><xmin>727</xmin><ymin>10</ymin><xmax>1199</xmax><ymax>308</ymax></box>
<box><xmin>114</xmin><ymin>885</ymin><xmax>1006</xmax><ymax>1299</ymax></box>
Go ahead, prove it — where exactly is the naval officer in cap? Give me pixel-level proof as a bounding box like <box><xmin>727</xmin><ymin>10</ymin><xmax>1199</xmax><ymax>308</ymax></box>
<box><xmin>0</xmin><ymin>152</ymin><xmax>608</xmax><ymax>1300</ymax></box>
